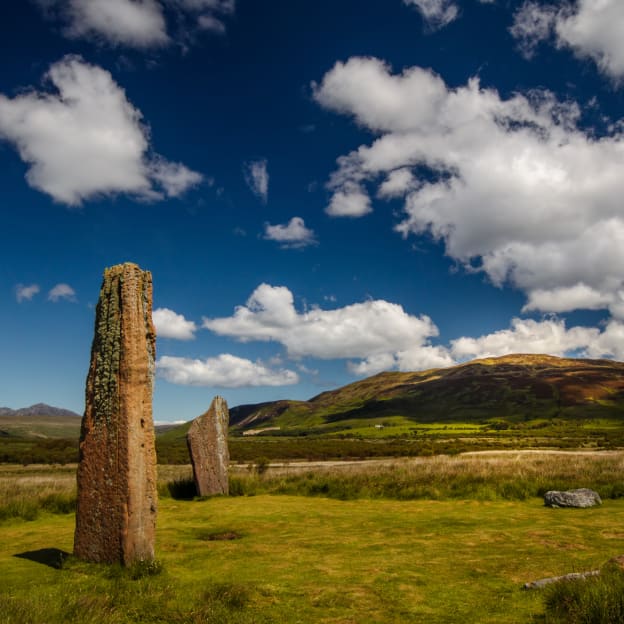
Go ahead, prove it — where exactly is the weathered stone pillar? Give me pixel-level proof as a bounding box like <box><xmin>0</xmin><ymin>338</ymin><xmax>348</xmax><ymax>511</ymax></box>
<box><xmin>187</xmin><ymin>396</ymin><xmax>230</xmax><ymax>496</ymax></box>
<box><xmin>74</xmin><ymin>263</ymin><xmax>157</xmax><ymax>565</ymax></box>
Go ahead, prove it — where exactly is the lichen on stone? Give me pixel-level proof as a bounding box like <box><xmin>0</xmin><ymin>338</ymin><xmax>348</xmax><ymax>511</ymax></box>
<box><xmin>90</xmin><ymin>266</ymin><xmax>123</xmax><ymax>429</ymax></box>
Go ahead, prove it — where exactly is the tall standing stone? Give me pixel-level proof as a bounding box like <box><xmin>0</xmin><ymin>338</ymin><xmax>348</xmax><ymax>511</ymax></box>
<box><xmin>187</xmin><ymin>396</ymin><xmax>230</xmax><ymax>496</ymax></box>
<box><xmin>74</xmin><ymin>263</ymin><xmax>157</xmax><ymax>565</ymax></box>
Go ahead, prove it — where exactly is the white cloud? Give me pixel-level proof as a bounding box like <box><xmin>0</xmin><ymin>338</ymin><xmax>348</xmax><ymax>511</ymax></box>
<box><xmin>555</xmin><ymin>0</ymin><xmax>624</xmax><ymax>80</ymax></box>
<box><xmin>403</xmin><ymin>0</ymin><xmax>459</xmax><ymax>31</ymax></box>
<box><xmin>0</xmin><ymin>56</ymin><xmax>202</xmax><ymax>205</ymax></box>
<box><xmin>200</xmin><ymin>285</ymin><xmax>624</xmax><ymax>376</ymax></box>
<box><xmin>60</xmin><ymin>0</ymin><xmax>168</xmax><ymax>48</ymax></box>
<box><xmin>156</xmin><ymin>354</ymin><xmax>299</xmax><ymax>387</ymax></box>
<box><xmin>37</xmin><ymin>0</ymin><xmax>235</xmax><ymax>49</ymax></box>
<box><xmin>149</xmin><ymin>159</ymin><xmax>203</xmax><ymax>197</ymax></box>
<box><xmin>264</xmin><ymin>217</ymin><xmax>316</xmax><ymax>248</ymax></box>
<box><xmin>347</xmin><ymin>352</ymin><xmax>398</xmax><ymax>376</ymax></box>
<box><xmin>202</xmin><ymin>283</ymin><xmax>445</xmax><ymax>374</ymax></box>
<box><xmin>314</xmin><ymin>58</ymin><xmax>448</xmax><ymax>134</ymax></box>
<box><xmin>153</xmin><ymin>307</ymin><xmax>197</xmax><ymax>340</ymax></box>
<box><xmin>586</xmin><ymin>321</ymin><xmax>624</xmax><ymax>360</ymax></box>
<box><xmin>378</xmin><ymin>168</ymin><xmax>417</xmax><ymax>198</ymax></box>
<box><xmin>396</xmin><ymin>344</ymin><xmax>456</xmax><ymax>370</ymax></box>
<box><xmin>510</xmin><ymin>1</ymin><xmax>557</xmax><ymax>59</ymax></box>
<box><xmin>313</xmin><ymin>56</ymin><xmax>624</xmax><ymax>316</ymax></box>
<box><xmin>522</xmin><ymin>283</ymin><xmax>615</xmax><ymax>314</ymax></box>
<box><xmin>451</xmin><ymin>317</ymin><xmax>593</xmax><ymax>360</ymax></box>
<box><xmin>48</xmin><ymin>283</ymin><xmax>77</xmax><ymax>302</ymax></box>
<box><xmin>244</xmin><ymin>159</ymin><xmax>269</xmax><ymax>203</ymax></box>
<box><xmin>195</xmin><ymin>283</ymin><xmax>624</xmax><ymax>379</ymax></box>
<box><xmin>326</xmin><ymin>184</ymin><xmax>372</xmax><ymax>217</ymax></box>
<box><xmin>451</xmin><ymin>317</ymin><xmax>624</xmax><ymax>361</ymax></box>
<box><xmin>348</xmin><ymin>345</ymin><xmax>455</xmax><ymax>376</ymax></box>
<box><xmin>15</xmin><ymin>284</ymin><xmax>40</xmax><ymax>303</ymax></box>
<box><xmin>511</xmin><ymin>0</ymin><xmax>624</xmax><ymax>81</ymax></box>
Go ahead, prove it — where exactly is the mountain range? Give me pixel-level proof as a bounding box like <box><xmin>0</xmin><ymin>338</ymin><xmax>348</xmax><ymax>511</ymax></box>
<box><xmin>3</xmin><ymin>355</ymin><xmax>624</xmax><ymax>441</ymax></box>
<box><xmin>227</xmin><ymin>354</ymin><xmax>624</xmax><ymax>436</ymax></box>
<box><xmin>0</xmin><ymin>403</ymin><xmax>81</xmax><ymax>439</ymax></box>
<box><xmin>0</xmin><ymin>403</ymin><xmax>81</xmax><ymax>419</ymax></box>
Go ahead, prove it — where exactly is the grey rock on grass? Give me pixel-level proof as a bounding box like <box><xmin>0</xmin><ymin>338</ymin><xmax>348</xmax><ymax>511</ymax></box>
<box><xmin>544</xmin><ymin>488</ymin><xmax>602</xmax><ymax>508</ymax></box>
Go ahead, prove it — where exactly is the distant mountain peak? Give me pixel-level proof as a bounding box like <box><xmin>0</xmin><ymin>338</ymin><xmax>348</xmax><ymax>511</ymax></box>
<box><xmin>0</xmin><ymin>403</ymin><xmax>81</xmax><ymax>418</ymax></box>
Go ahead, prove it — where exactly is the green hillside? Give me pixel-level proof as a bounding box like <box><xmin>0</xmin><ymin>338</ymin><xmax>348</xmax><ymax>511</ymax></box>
<box><xmin>4</xmin><ymin>355</ymin><xmax>624</xmax><ymax>464</ymax></box>
<box><xmin>0</xmin><ymin>404</ymin><xmax>81</xmax><ymax>440</ymax></box>
<box><xmin>227</xmin><ymin>354</ymin><xmax>624</xmax><ymax>437</ymax></box>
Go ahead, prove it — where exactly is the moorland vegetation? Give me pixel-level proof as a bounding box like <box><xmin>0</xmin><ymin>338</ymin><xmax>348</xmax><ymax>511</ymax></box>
<box><xmin>2</xmin><ymin>455</ymin><xmax>624</xmax><ymax>622</ymax></box>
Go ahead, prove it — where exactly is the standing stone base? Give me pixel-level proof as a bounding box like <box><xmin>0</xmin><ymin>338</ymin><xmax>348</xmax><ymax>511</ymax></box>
<box><xmin>74</xmin><ymin>263</ymin><xmax>157</xmax><ymax>565</ymax></box>
<box><xmin>187</xmin><ymin>396</ymin><xmax>230</xmax><ymax>496</ymax></box>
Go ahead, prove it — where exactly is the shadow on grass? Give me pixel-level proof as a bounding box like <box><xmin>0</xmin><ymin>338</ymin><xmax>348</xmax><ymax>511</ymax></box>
<box><xmin>14</xmin><ymin>548</ymin><xmax>70</xmax><ymax>569</ymax></box>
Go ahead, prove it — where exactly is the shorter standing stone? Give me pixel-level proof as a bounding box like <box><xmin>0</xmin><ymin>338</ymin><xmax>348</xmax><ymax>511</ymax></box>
<box><xmin>544</xmin><ymin>488</ymin><xmax>602</xmax><ymax>508</ymax></box>
<box><xmin>187</xmin><ymin>396</ymin><xmax>230</xmax><ymax>496</ymax></box>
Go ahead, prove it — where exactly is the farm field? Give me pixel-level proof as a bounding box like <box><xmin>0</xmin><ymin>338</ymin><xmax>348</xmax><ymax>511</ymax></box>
<box><xmin>2</xmin><ymin>454</ymin><xmax>624</xmax><ymax>623</ymax></box>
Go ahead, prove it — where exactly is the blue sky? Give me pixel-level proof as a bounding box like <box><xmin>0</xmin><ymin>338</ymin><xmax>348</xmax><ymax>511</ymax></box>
<box><xmin>2</xmin><ymin>0</ymin><xmax>624</xmax><ymax>422</ymax></box>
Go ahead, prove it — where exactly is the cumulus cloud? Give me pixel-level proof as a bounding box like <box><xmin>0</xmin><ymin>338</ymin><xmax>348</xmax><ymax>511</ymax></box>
<box><xmin>153</xmin><ymin>308</ymin><xmax>197</xmax><ymax>340</ymax></box>
<box><xmin>48</xmin><ymin>0</ymin><xmax>168</xmax><ymax>48</ymax></box>
<box><xmin>0</xmin><ymin>56</ymin><xmax>201</xmax><ymax>205</ymax></box>
<box><xmin>48</xmin><ymin>283</ymin><xmax>77</xmax><ymax>302</ymax></box>
<box><xmin>403</xmin><ymin>0</ymin><xmax>459</xmax><ymax>31</ymax></box>
<box><xmin>264</xmin><ymin>217</ymin><xmax>316</xmax><ymax>248</ymax></box>
<box><xmin>244</xmin><ymin>159</ymin><xmax>269</xmax><ymax>203</ymax></box>
<box><xmin>156</xmin><ymin>353</ymin><xmax>299</xmax><ymax>387</ymax></box>
<box><xmin>511</xmin><ymin>0</ymin><xmax>624</xmax><ymax>81</ymax></box>
<box><xmin>37</xmin><ymin>0</ymin><xmax>235</xmax><ymax>49</ymax></box>
<box><xmin>202</xmin><ymin>283</ymin><xmax>446</xmax><ymax>374</ymax></box>
<box><xmin>326</xmin><ymin>183</ymin><xmax>372</xmax><ymax>217</ymax></box>
<box><xmin>522</xmin><ymin>284</ymin><xmax>615</xmax><ymax>314</ymax></box>
<box><xmin>451</xmin><ymin>317</ymin><xmax>624</xmax><ymax>361</ymax></box>
<box><xmin>313</xmin><ymin>56</ymin><xmax>624</xmax><ymax>317</ymax></box>
<box><xmin>347</xmin><ymin>352</ymin><xmax>398</xmax><ymax>376</ymax></box>
<box><xmin>348</xmin><ymin>345</ymin><xmax>454</xmax><ymax>376</ymax></box>
<box><xmin>15</xmin><ymin>284</ymin><xmax>40</xmax><ymax>303</ymax></box>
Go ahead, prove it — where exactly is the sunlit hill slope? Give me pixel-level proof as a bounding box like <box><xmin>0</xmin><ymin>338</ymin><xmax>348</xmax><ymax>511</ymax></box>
<box><xmin>225</xmin><ymin>354</ymin><xmax>624</xmax><ymax>436</ymax></box>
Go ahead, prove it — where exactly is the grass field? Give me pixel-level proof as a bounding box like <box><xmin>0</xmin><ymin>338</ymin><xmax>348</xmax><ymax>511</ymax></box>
<box><xmin>2</xmin><ymin>454</ymin><xmax>624</xmax><ymax>623</ymax></box>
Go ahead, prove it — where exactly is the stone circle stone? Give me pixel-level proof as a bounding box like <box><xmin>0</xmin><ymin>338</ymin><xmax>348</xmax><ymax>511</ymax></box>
<box><xmin>74</xmin><ymin>263</ymin><xmax>158</xmax><ymax>565</ymax></box>
<box><xmin>186</xmin><ymin>396</ymin><xmax>230</xmax><ymax>496</ymax></box>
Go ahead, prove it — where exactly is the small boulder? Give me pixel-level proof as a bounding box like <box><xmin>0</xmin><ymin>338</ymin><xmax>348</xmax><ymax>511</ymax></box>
<box><xmin>544</xmin><ymin>488</ymin><xmax>602</xmax><ymax>508</ymax></box>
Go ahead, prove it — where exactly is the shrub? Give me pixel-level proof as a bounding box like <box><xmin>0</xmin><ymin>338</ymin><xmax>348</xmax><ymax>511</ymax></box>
<box><xmin>542</xmin><ymin>564</ymin><xmax>624</xmax><ymax>623</ymax></box>
<box><xmin>255</xmin><ymin>457</ymin><xmax>270</xmax><ymax>475</ymax></box>
<box><xmin>164</xmin><ymin>477</ymin><xmax>197</xmax><ymax>500</ymax></box>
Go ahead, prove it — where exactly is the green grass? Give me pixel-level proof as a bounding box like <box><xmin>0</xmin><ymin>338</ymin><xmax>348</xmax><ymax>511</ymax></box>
<box><xmin>0</xmin><ymin>414</ymin><xmax>81</xmax><ymax>439</ymax></box>
<box><xmin>3</xmin><ymin>494</ymin><xmax>624</xmax><ymax>623</ymax></box>
<box><xmin>2</xmin><ymin>457</ymin><xmax>624</xmax><ymax>622</ymax></box>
